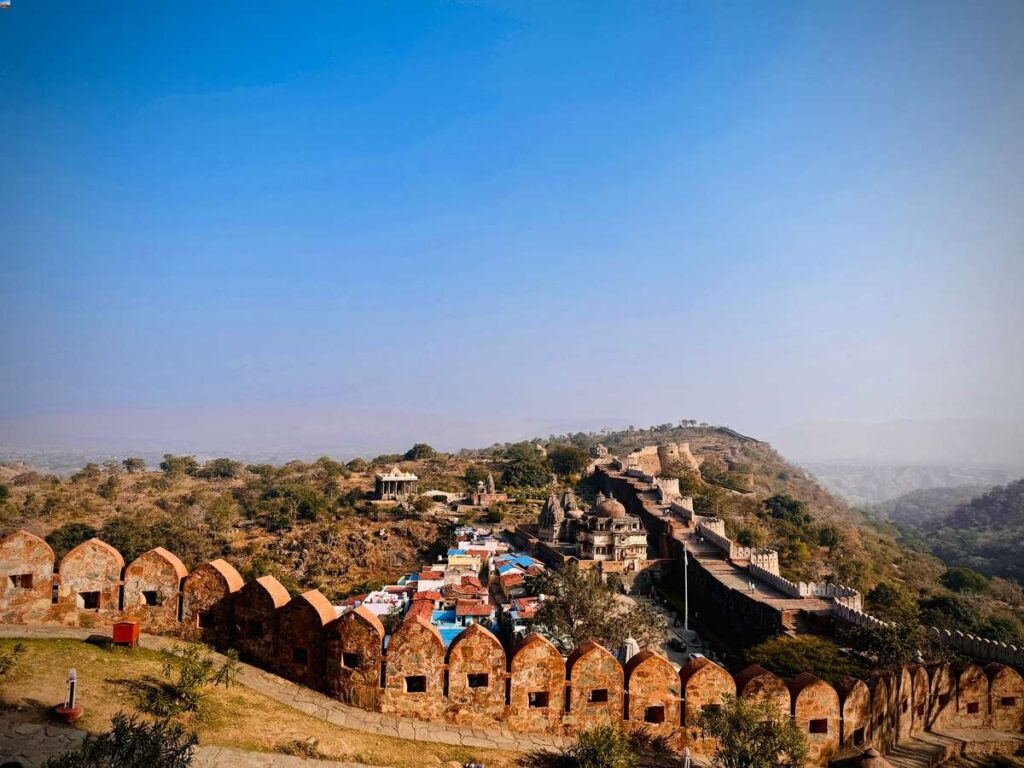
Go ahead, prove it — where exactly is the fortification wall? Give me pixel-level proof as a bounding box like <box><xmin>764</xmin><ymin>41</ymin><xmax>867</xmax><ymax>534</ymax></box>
<box><xmin>2</xmin><ymin>525</ymin><xmax>1022</xmax><ymax>765</ymax></box>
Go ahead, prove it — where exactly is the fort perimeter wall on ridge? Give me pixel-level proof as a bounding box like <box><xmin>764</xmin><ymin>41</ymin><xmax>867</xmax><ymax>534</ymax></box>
<box><xmin>1</xmin><ymin>516</ymin><xmax>1023</xmax><ymax>765</ymax></box>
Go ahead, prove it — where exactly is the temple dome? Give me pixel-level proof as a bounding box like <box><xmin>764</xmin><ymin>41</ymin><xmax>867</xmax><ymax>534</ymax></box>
<box><xmin>594</xmin><ymin>496</ymin><xmax>627</xmax><ymax>519</ymax></box>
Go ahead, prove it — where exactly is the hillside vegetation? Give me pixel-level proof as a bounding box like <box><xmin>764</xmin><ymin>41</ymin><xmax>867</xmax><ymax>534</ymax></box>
<box><xmin>901</xmin><ymin>479</ymin><xmax>1024</xmax><ymax>585</ymax></box>
<box><xmin>1</xmin><ymin>423</ymin><xmax>1022</xmax><ymax>647</ymax></box>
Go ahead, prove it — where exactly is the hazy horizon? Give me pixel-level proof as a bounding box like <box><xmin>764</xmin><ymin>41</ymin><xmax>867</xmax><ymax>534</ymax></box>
<box><xmin>3</xmin><ymin>2</ymin><xmax>1023</xmax><ymax>468</ymax></box>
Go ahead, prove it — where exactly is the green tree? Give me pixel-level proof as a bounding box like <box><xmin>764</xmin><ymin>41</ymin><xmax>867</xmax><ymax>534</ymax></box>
<box><xmin>762</xmin><ymin>494</ymin><xmax>811</xmax><ymax>526</ymax></box>
<box><xmin>0</xmin><ymin>483</ymin><xmax>10</xmax><ymax>502</ymax></box>
<box><xmin>568</xmin><ymin>725</ymin><xmax>637</xmax><ymax>768</ymax></box>
<box><xmin>403</xmin><ymin>443</ymin><xmax>437</xmax><ymax>460</ymax></box>
<box><xmin>866</xmin><ymin>581</ymin><xmax>920</xmax><ymax>623</ymax></box>
<box><xmin>500</xmin><ymin>442</ymin><xmax>550</xmax><ymax>488</ymax></box>
<box><xmin>99</xmin><ymin>516</ymin><xmax>155</xmax><ymax>562</ymax></box>
<box><xmin>71</xmin><ymin>463</ymin><xmax>102</xmax><ymax>483</ymax></box>
<box><xmin>122</xmin><ymin>457</ymin><xmax>147</xmax><ymax>473</ymax></box>
<box><xmin>345</xmin><ymin>457</ymin><xmax>368</xmax><ymax>473</ymax></box>
<box><xmin>547</xmin><ymin>444</ymin><xmax>591</xmax><ymax>477</ymax></box>
<box><xmin>45</xmin><ymin>522</ymin><xmax>99</xmax><ymax>560</ymax></box>
<box><xmin>941</xmin><ymin>567</ymin><xmax>989</xmax><ymax>593</ymax></box>
<box><xmin>841</xmin><ymin>617</ymin><xmax>947</xmax><ymax>668</ymax></box>
<box><xmin>744</xmin><ymin>635</ymin><xmax>865</xmax><ymax>685</ymax></box>
<box><xmin>196</xmin><ymin>458</ymin><xmax>242</xmax><ymax>479</ymax></box>
<box><xmin>43</xmin><ymin>712</ymin><xmax>197</xmax><ymax>768</ymax></box>
<box><xmin>160</xmin><ymin>455</ymin><xmax>199</xmax><ymax>477</ymax></box>
<box><xmin>695</xmin><ymin>695</ymin><xmax>809</xmax><ymax>768</ymax></box>
<box><xmin>463</xmin><ymin>464</ymin><xmax>489</xmax><ymax>489</ymax></box>
<box><xmin>99</xmin><ymin>474</ymin><xmax>119</xmax><ymax>501</ymax></box>
<box><xmin>141</xmin><ymin>644</ymin><xmax>239</xmax><ymax>716</ymax></box>
<box><xmin>527</xmin><ymin>564</ymin><xmax>665</xmax><ymax>653</ymax></box>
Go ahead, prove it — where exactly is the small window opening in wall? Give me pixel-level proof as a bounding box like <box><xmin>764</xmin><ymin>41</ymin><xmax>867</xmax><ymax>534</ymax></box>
<box><xmin>528</xmin><ymin>691</ymin><xmax>550</xmax><ymax>708</ymax></box>
<box><xmin>405</xmin><ymin>675</ymin><xmax>427</xmax><ymax>693</ymax></box>
<box><xmin>9</xmin><ymin>574</ymin><xmax>33</xmax><ymax>589</ymax></box>
<box><xmin>81</xmin><ymin>591</ymin><xmax>101</xmax><ymax>610</ymax></box>
<box><xmin>966</xmin><ymin>702</ymin><xmax>980</xmax><ymax>714</ymax></box>
<box><xmin>51</xmin><ymin>581</ymin><xmax>59</xmax><ymax>604</ymax></box>
<box><xmin>467</xmin><ymin>673</ymin><xmax>489</xmax><ymax>689</ymax></box>
<box><xmin>197</xmin><ymin>611</ymin><xmax>216</xmax><ymax>628</ymax></box>
<box><xmin>853</xmin><ymin>727</ymin><xmax>866</xmax><ymax>746</ymax></box>
<box><xmin>342</xmin><ymin>652</ymin><xmax>360</xmax><ymax>669</ymax></box>
<box><xmin>809</xmin><ymin>718</ymin><xmax>828</xmax><ymax>735</ymax></box>
<box><xmin>875</xmin><ymin>714</ymin><xmax>884</xmax><ymax>727</ymax></box>
<box><xmin>292</xmin><ymin>647</ymin><xmax>308</xmax><ymax>665</ymax></box>
<box><xmin>916</xmin><ymin>704</ymin><xmax>924</xmax><ymax>717</ymax></box>
<box><xmin>901</xmin><ymin>700</ymin><xmax>908</xmax><ymax>713</ymax></box>
<box><xmin>142</xmin><ymin>590</ymin><xmax>159</xmax><ymax>606</ymax></box>
<box><xmin>247</xmin><ymin>620</ymin><xmax>263</xmax><ymax>638</ymax></box>
<box><xmin>588</xmin><ymin>688</ymin><xmax>609</xmax><ymax>704</ymax></box>
<box><xmin>938</xmin><ymin>693</ymin><xmax>951</xmax><ymax>707</ymax></box>
<box><xmin>1000</xmin><ymin>696</ymin><xmax>1017</xmax><ymax>707</ymax></box>
<box><xmin>644</xmin><ymin>705</ymin><xmax>666</xmax><ymax>724</ymax></box>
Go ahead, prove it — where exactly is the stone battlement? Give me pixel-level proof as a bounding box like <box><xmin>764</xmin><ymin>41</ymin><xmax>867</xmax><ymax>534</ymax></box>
<box><xmin>2</xmin><ymin>527</ymin><xmax>1022</xmax><ymax>765</ymax></box>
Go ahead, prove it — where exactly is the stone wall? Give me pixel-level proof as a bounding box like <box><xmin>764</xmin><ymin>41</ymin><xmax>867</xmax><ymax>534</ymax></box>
<box><xmin>2</xmin><ymin>528</ymin><xmax>1023</xmax><ymax>767</ymax></box>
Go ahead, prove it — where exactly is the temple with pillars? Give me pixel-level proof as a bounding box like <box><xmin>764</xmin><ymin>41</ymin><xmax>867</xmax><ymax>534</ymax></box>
<box><xmin>373</xmin><ymin>468</ymin><xmax>419</xmax><ymax>501</ymax></box>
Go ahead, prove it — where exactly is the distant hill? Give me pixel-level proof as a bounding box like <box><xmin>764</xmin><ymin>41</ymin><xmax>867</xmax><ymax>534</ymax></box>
<box><xmin>803</xmin><ymin>463</ymin><xmax>1015</xmax><ymax>506</ymax></box>
<box><xmin>913</xmin><ymin>479</ymin><xmax>1024</xmax><ymax>584</ymax></box>
<box><xmin>869</xmin><ymin>485</ymin><xmax>993</xmax><ymax>527</ymax></box>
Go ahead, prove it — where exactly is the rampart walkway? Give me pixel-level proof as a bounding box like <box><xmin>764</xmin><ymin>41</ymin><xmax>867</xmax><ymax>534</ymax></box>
<box><xmin>0</xmin><ymin>624</ymin><xmax>568</xmax><ymax>756</ymax></box>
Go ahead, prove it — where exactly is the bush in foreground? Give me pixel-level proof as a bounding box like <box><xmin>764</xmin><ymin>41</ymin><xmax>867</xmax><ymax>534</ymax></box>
<box><xmin>43</xmin><ymin>712</ymin><xmax>197</xmax><ymax>768</ymax></box>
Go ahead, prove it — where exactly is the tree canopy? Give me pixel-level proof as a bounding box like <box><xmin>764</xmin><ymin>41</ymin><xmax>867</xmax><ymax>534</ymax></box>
<box><xmin>695</xmin><ymin>695</ymin><xmax>809</xmax><ymax>768</ymax></box>
<box><xmin>526</xmin><ymin>564</ymin><xmax>665</xmax><ymax>653</ymax></box>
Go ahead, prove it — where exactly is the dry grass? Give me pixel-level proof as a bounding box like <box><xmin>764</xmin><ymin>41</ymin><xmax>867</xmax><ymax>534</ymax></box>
<box><xmin>0</xmin><ymin>638</ymin><xmax>520</xmax><ymax>768</ymax></box>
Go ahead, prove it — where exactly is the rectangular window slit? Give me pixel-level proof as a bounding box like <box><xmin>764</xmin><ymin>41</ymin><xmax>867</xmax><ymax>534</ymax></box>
<box><xmin>467</xmin><ymin>673</ymin><xmax>488</xmax><ymax>689</ymax></box>
<box><xmin>9</xmin><ymin>574</ymin><xmax>33</xmax><ymax>589</ymax></box>
<box><xmin>588</xmin><ymin>688</ymin><xmax>609</xmax><ymax>704</ymax></box>
<box><xmin>966</xmin><ymin>702</ymin><xmax>980</xmax><ymax>714</ymax></box>
<box><xmin>81</xmin><ymin>591</ymin><xmax>101</xmax><ymax>610</ymax></box>
<box><xmin>342</xmin><ymin>652</ymin><xmax>360</xmax><ymax>669</ymax></box>
<box><xmin>1000</xmin><ymin>696</ymin><xmax>1017</xmax><ymax>707</ymax></box>
<box><xmin>247</xmin><ymin>620</ymin><xmax>263</xmax><ymax>638</ymax></box>
<box><xmin>405</xmin><ymin>675</ymin><xmax>427</xmax><ymax>693</ymax></box>
<box><xmin>809</xmin><ymin>718</ymin><xmax>828</xmax><ymax>734</ymax></box>
<box><xmin>644</xmin><ymin>705</ymin><xmax>666</xmax><ymax>724</ymax></box>
<box><xmin>292</xmin><ymin>647</ymin><xmax>308</xmax><ymax>665</ymax></box>
<box><xmin>528</xmin><ymin>691</ymin><xmax>549</xmax><ymax>708</ymax></box>
<box><xmin>853</xmin><ymin>727</ymin><xmax>865</xmax><ymax>745</ymax></box>
<box><xmin>142</xmin><ymin>590</ymin><xmax>159</xmax><ymax>606</ymax></box>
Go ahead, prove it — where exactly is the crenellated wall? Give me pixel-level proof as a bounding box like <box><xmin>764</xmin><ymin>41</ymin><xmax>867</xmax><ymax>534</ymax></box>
<box><xmin>1</xmin><ymin>528</ymin><xmax>1022</xmax><ymax>766</ymax></box>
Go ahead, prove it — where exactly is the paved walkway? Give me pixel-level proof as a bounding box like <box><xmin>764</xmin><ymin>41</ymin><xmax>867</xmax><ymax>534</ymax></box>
<box><xmin>0</xmin><ymin>623</ymin><xmax>567</xmax><ymax>755</ymax></box>
<box><xmin>0</xmin><ymin>718</ymin><xmax>378</xmax><ymax>768</ymax></box>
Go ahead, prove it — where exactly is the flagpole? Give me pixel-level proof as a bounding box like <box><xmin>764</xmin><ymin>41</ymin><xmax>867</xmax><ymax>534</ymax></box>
<box><xmin>683</xmin><ymin>544</ymin><xmax>689</xmax><ymax>635</ymax></box>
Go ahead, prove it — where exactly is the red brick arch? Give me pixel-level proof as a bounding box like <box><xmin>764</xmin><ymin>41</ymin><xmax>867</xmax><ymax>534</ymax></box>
<box><xmin>566</xmin><ymin>640</ymin><xmax>623</xmax><ymax>729</ymax></box>
<box><xmin>625</xmin><ymin>650</ymin><xmax>680</xmax><ymax>734</ymax></box>
<box><xmin>508</xmin><ymin>633</ymin><xmax>566</xmax><ymax>733</ymax></box>
<box><xmin>986</xmin><ymin>663</ymin><xmax>1023</xmax><ymax>732</ymax></box>
<box><xmin>789</xmin><ymin>673</ymin><xmax>840</xmax><ymax>766</ymax></box>
<box><xmin>325</xmin><ymin>606</ymin><xmax>385</xmax><ymax>710</ymax></box>
<box><xmin>446</xmin><ymin>623</ymin><xmax>506</xmax><ymax>725</ymax></box>
<box><xmin>383</xmin><ymin>616</ymin><xmax>446</xmax><ymax>720</ymax></box>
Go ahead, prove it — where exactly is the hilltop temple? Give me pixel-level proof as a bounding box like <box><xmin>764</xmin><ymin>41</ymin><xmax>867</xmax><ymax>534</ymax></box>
<box><xmin>536</xmin><ymin>489</ymin><xmax>649</xmax><ymax>568</ymax></box>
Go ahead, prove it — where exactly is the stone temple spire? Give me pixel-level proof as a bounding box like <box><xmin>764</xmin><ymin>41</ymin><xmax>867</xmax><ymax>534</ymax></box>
<box><xmin>561</xmin><ymin>488</ymin><xmax>580</xmax><ymax>512</ymax></box>
<box><xmin>485</xmin><ymin>473</ymin><xmax>496</xmax><ymax>494</ymax></box>
<box><xmin>537</xmin><ymin>491</ymin><xmax>565</xmax><ymax>543</ymax></box>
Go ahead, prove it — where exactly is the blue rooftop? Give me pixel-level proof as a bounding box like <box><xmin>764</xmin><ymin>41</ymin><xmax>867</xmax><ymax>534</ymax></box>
<box><xmin>432</xmin><ymin>609</ymin><xmax>457</xmax><ymax>623</ymax></box>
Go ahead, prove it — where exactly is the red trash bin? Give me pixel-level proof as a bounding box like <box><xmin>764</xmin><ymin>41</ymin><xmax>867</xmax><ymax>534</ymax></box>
<box><xmin>112</xmin><ymin>619</ymin><xmax>140</xmax><ymax>647</ymax></box>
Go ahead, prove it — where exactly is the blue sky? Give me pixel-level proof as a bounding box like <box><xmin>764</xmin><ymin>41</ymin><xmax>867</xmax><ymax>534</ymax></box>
<box><xmin>1</xmin><ymin>1</ymin><xmax>1022</xmax><ymax>459</ymax></box>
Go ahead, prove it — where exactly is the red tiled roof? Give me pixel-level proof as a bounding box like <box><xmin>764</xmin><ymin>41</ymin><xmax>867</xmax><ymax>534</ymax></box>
<box><xmin>342</xmin><ymin>592</ymin><xmax>369</xmax><ymax>606</ymax></box>
<box><xmin>413</xmin><ymin>590</ymin><xmax>441</xmax><ymax>601</ymax></box>
<box><xmin>407</xmin><ymin>601</ymin><xmax>433</xmax><ymax>620</ymax></box>
<box><xmin>461</xmin><ymin>576</ymin><xmax>483</xmax><ymax>588</ymax></box>
<box><xmin>500</xmin><ymin>573</ymin><xmax>525</xmax><ymax>589</ymax></box>
<box><xmin>456</xmin><ymin>600</ymin><xmax>494</xmax><ymax>617</ymax></box>
<box><xmin>419</xmin><ymin>570</ymin><xmax>444</xmax><ymax>580</ymax></box>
